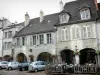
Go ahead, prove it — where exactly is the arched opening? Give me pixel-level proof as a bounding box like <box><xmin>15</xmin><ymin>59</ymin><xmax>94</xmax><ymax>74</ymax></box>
<box><xmin>37</xmin><ymin>52</ymin><xmax>52</xmax><ymax>63</ymax></box>
<box><xmin>29</xmin><ymin>55</ymin><xmax>34</xmax><ymax>62</ymax></box>
<box><xmin>80</xmin><ymin>48</ymin><xmax>97</xmax><ymax>65</ymax></box>
<box><xmin>16</xmin><ymin>53</ymin><xmax>27</xmax><ymax>63</ymax></box>
<box><xmin>60</xmin><ymin>49</ymin><xmax>74</xmax><ymax>64</ymax></box>
<box><xmin>3</xmin><ymin>55</ymin><xmax>13</xmax><ymax>61</ymax></box>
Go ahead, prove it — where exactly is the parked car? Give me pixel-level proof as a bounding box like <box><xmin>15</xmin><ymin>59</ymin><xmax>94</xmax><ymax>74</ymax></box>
<box><xmin>28</xmin><ymin>61</ymin><xmax>47</xmax><ymax>72</ymax></box>
<box><xmin>0</xmin><ymin>61</ymin><xmax>8</xmax><ymax>69</ymax></box>
<box><xmin>18</xmin><ymin>62</ymin><xmax>29</xmax><ymax>71</ymax></box>
<box><xmin>6</xmin><ymin>62</ymin><xmax>19</xmax><ymax>70</ymax></box>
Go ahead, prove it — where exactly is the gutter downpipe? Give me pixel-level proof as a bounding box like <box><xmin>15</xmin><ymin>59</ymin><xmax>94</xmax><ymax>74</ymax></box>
<box><xmin>95</xmin><ymin>16</ymin><xmax>100</xmax><ymax>69</ymax></box>
<box><xmin>1</xmin><ymin>19</ymin><xmax>4</xmax><ymax>59</ymax></box>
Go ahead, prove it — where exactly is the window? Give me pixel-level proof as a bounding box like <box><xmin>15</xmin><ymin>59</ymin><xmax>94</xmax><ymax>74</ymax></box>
<box><xmin>59</xmin><ymin>14</ymin><xmax>70</xmax><ymax>24</ymax></box>
<box><xmin>80</xmin><ymin>8</ymin><xmax>91</xmax><ymax>20</ymax></box>
<box><xmin>4</xmin><ymin>32</ymin><xmax>7</xmax><ymax>38</ymax></box>
<box><xmin>8</xmin><ymin>42</ymin><xmax>11</xmax><ymax>49</ymax></box>
<box><xmin>33</xmin><ymin>36</ymin><xmax>36</xmax><ymax>45</ymax></box>
<box><xmin>83</xmin><ymin>25</ymin><xmax>91</xmax><ymax>38</ymax></box>
<box><xmin>47</xmin><ymin>33</ymin><xmax>52</xmax><ymax>44</ymax></box>
<box><xmin>8</xmin><ymin>31</ymin><xmax>12</xmax><ymax>38</ymax></box>
<box><xmin>87</xmin><ymin>26</ymin><xmax>91</xmax><ymax>37</ymax></box>
<box><xmin>61</xmin><ymin>29</ymin><xmax>65</xmax><ymax>40</ymax></box>
<box><xmin>83</xmin><ymin>27</ymin><xmax>87</xmax><ymax>38</ymax></box>
<box><xmin>22</xmin><ymin>37</ymin><xmax>25</xmax><ymax>46</ymax></box>
<box><xmin>39</xmin><ymin>35</ymin><xmax>44</xmax><ymax>44</ymax></box>
<box><xmin>4</xmin><ymin>42</ymin><xmax>7</xmax><ymax>50</ymax></box>
<box><xmin>30</xmin><ymin>36</ymin><xmax>32</xmax><ymax>46</ymax></box>
<box><xmin>61</xmin><ymin>28</ymin><xmax>69</xmax><ymax>41</ymax></box>
<box><xmin>76</xmin><ymin>28</ymin><xmax>80</xmax><ymax>38</ymax></box>
<box><xmin>72</xmin><ymin>28</ymin><xmax>75</xmax><ymax>39</ymax></box>
<box><xmin>65</xmin><ymin>29</ymin><xmax>68</xmax><ymax>40</ymax></box>
<box><xmin>72</xmin><ymin>27</ymin><xmax>80</xmax><ymax>39</ymax></box>
<box><xmin>17</xmin><ymin>38</ymin><xmax>20</xmax><ymax>46</ymax></box>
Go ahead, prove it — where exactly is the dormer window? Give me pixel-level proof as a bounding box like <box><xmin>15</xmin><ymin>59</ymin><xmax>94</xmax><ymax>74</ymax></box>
<box><xmin>80</xmin><ymin>8</ymin><xmax>91</xmax><ymax>20</ymax></box>
<box><xmin>59</xmin><ymin>14</ymin><xmax>70</xmax><ymax>24</ymax></box>
<box><xmin>59</xmin><ymin>10</ymin><xmax>70</xmax><ymax>24</ymax></box>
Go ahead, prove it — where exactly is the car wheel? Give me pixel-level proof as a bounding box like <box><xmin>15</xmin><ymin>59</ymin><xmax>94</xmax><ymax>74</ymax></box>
<box><xmin>8</xmin><ymin>67</ymin><xmax>12</xmax><ymax>70</ymax></box>
<box><xmin>34</xmin><ymin>68</ymin><xmax>38</xmax><ymax>72</ymax></box>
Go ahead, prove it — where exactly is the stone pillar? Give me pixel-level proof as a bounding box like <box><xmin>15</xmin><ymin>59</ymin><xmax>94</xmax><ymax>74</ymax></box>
<box><xmin>27</xmin><ymin>56</ymin><xmax>30</xmax><ymax>62</ymax></box>
<box><xmin>75</xmin><ymin>54</ymin><xmax>80</xmax><ymax>65</ymax></box>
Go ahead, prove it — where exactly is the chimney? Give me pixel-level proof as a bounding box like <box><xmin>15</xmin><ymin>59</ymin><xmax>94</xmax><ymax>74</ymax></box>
<box><xmin>25</xmin><ymin>12</ymin><xmax>30</xmax><ymax>26</ymax></box>
<box><xmin>60</xmin><ymin>1</ymin><xmax>64</xmax><ymax>11</ymax></box>
<box><xmin>40</xmin><ymin>10</ymin><xmax>44</xmax><ymax>22</ymax></box>
<box><xmin>94</xmin><ymin>0</ymin><xmax>98</xmax><ymax>10</ymax></box>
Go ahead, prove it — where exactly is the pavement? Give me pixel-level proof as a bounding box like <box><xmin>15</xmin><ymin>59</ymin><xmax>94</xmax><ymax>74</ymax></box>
<box><xmin>0</xmin><ymin>70</ymin><xmax>45</xmax><ymax>75</ymax></box>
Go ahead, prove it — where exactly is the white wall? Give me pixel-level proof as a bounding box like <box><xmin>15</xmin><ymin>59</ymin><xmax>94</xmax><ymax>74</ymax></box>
<box><xmin>14</xmin><ymin>32</ymin><xmax>56</xmax><ymax>61</ymax></box>
<box><xmin>57</xmin><ymin>21</ymin><xmax>97</xmax><ymax>54</ymax></box>
<box><xmin>0</xmin><ymin>29</ymin><xmax>3</xmax><ymax>57</ymax></box>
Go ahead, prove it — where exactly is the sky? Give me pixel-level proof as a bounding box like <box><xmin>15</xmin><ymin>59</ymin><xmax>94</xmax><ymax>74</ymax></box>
<box><xmin>0</xmin><ymin>0</ymin><xmax>100</xmax><ymax>23</ymax></box>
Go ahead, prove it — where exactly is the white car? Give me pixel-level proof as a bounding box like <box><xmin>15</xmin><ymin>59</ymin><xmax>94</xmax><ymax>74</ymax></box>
<box><xmin>6</xmin><ymin>62</ymin><xmax>19</xmax><ymax>70</ymax></box>
<box><xmin>28</xmin><ymin>61</ymin><xmax>47</xmax><ymax>72</ymax></box>
<box><xmin>0</xmin><ymin>61</ymin><xmax>8</xmax><ymax>69</ymax></box>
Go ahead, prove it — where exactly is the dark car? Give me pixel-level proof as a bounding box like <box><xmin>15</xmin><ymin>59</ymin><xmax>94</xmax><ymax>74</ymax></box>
<box><xmin>18</xmin><ymin>62</ymin><xmax>29</xmax><ymax>71</ymax></box>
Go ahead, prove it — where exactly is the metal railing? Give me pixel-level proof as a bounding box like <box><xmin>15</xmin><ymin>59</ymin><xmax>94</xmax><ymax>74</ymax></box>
<box><xmin>74</xmin><ymin>64</ymin><xmax>97</xmax><ymax>74</ymax></box>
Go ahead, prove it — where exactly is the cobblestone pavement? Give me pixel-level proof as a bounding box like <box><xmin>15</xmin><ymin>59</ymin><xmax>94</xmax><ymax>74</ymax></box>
<box><xmin>0</xmin><ymin>70</ymin><xmax>45</xmax><ymax>75</ymax></box>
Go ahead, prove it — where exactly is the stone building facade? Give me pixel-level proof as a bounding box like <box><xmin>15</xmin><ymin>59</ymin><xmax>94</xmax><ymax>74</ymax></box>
<box><xmin>2</xmin><ymin>21</ymin><xmax>24</xmax><ymax>60</ymax></box>
<box><xmin>12</xmin><ymin>0</ymin><xmax>100</xmax><ymax>64</ymax></box>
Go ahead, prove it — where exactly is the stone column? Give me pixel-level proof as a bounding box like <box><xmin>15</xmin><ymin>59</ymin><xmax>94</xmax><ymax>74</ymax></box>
<box><xmin>75</xmin><ymin>54</ymin><xmax>80</xmax><ymax>65</ymax></box>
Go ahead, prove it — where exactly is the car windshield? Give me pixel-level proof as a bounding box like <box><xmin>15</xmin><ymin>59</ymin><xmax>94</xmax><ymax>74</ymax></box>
<box><xmin>1</xmin><ymin>61</ymin><xmax>8</xmax><ymax>64</ymax></box>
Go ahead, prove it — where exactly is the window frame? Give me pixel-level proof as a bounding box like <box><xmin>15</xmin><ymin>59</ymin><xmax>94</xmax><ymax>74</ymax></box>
<box><xmin>39</xmin><ymin>34</ymin><xmax>44</xmax><ymax>44</ymax></box>
<box><xmin>32</xmin><ymin>35</ymin><xmax>36</xmax><ymax>45</ymax></box>
<box><xmin>47</xmin><ymin>33</ymin><xmax>52</xmax><ymax>44</ymax></box>
<box><xmin>22</xmin><ymin>37</ymin><xmax>25</xmax><ymax>46</ymax></box>
<box><xmin>59</xmin><ymin>13</ymin><xmax>69</xmax><ymax>24</ymax></box>
<box><xmin>16</xmin><ymin>38</ymin><xmax>20</xmax><ymax>46</ymax></box>
<box><xmin>4</xmin><ymin>32</ymin><xmax>7</xmax><ymax>38</ymax></box>
<box><xmin>61</xmin><ymin>28</ymin><xmax>69</xmax><ymax>41</ymax></box>
<box><xmin>80</xmin><ymin>8</ymin><xmax>91</xmax><ymax>20</ymax></box>
<box><xmin>83</xmin><ymin>25</ymin><xmax>91</xmax><ymax>38</ymax></box>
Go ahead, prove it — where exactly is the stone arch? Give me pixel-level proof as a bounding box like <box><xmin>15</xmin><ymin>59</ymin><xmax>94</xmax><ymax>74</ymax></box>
<box><xmin>37</xmin><ymin>52</ymin><xmax>52</xmax><ymax>63</ymax></box>
<box><xmin>16</xmin><ymin>53</ymin><xmax>27</xmax><ymax>63</ymax></box>
<box><xmin>79</xmin><ymin>48</ymin><xmax>97</xmax><ymax>65</ymax></box>
<box><xmin>3</xmin><ymin>55</ymin><xmax>12</xmax><ymax>61</ymax></box>
<box><xmin>60</xmin><ymin>49</ymin><xmax>74</xmax><ymax>64</ymax></box>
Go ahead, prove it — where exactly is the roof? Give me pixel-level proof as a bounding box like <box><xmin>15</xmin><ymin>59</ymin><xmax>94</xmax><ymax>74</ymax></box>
<box><xmin>55</xmin><ymin>0</ymin><xmax>97</xmax><ymax>26</ymax></box>
<box><xmin>14</xmin><ymin>0</ymin><xmax>98</xmax><ymax>37</ymax></box>
<box><xmin>3</xmin><ymin>22</ymin><xmax>24</xmax><ymax>30</ymax></box>
<box><xmin>14</xmin><ymin>13</ymin><xmax>58</xmax><ymax>37</ymax></box>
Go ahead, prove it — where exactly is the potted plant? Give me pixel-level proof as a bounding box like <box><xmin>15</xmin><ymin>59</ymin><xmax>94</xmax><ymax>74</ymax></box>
<box><xmin>96</xmin><ymin>50</ymin><xmax>100</xmax><ymax>55</ymax></box>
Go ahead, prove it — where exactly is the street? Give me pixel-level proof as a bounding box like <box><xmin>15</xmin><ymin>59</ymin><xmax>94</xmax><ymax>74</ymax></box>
<box><xmin>0</xmin><ymin>70</ymin><xmax>45</xmax><ymax>75</ymax></box>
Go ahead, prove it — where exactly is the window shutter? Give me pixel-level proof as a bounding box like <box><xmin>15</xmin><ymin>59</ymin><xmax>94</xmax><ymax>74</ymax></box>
<box><xmin>76</xmin><ymin>28</ymin><xmax>80</xmax><ymax>38</ymax></box>
<box><xmin>72</xmin><ymin>28</ymin><xmax>75</xmax><ymax>39</ymax></box>
<box><xmin>61</xmin><ymin>29</ymin><xmax>65</xmax><ymax>41</ymax></box>
<box><xmin>83</xmin><ymin>27</ymin><xmax>87</xmax><ymax>38</ymax></box>
<box><xmin>30</xmin><ymin>36</ymin><xmax>32</xmax><ymax>46</ymax></box>
<box><xmin>87</xmin><ymin>26</ymin><xmax>91</xmax><ymax>38</ymax></box>
<box><xmin>65</xmin><ymin>29</ymin><xmax>68</xmax><ymax>40</ymax></box>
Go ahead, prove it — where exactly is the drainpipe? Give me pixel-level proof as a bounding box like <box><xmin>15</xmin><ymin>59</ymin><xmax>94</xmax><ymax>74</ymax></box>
<box><xmin>95</xmin><ymin>17</ymin><xmax>100</xmax><ymax>67</ymax></box>
<box><xmin>1</xmin><ymin>19</ymin><xmax>4</xmax><ymax>58</ymax></box>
